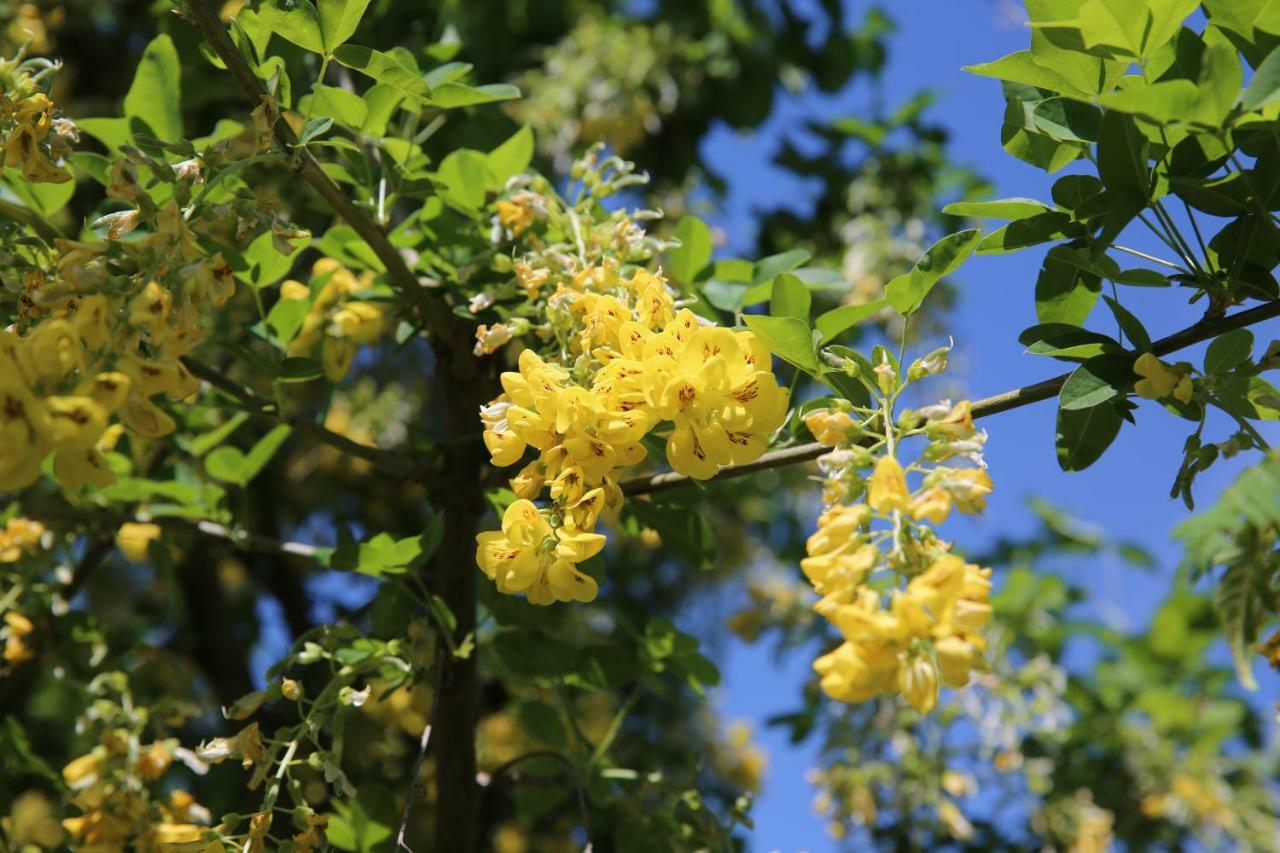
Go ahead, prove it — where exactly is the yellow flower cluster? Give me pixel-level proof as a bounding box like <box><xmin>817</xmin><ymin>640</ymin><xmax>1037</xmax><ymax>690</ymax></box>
<box><xmin>61</xmin><ymin>738</ymin><xmax>216</xmax><ymax>851</ymax></box>
<box><xmin>800</xmin><ymin>354</ymin><xmax>995</xmax><ymax>713</ymax></box>
<box><xmin>1133</xmin><ymin>352</ymin><xmax>1193</xmax><ymax>404</ymax></box>
<box><xmin>281</xmin><ymin>258</ymin><xmax>388</xmax><ymax>381</ymax></box>
<box><xmin>0</xmin><ymin>191</ymin><xmax>248</xmax><ymax>492</ymax></box>
<box><xmin>477</xmin><ymin>263</ymin><xmax>787</xmax><ymax>604</ymax></box>
<box><xmin>0</xmin><ymin>515</ymin><xmax>43</xmax><ymax>561</ymax></box>
<box><xmin>2</xmin><ymin>88</ymin><xmax>72</xmax><ymax>183</ymax></box>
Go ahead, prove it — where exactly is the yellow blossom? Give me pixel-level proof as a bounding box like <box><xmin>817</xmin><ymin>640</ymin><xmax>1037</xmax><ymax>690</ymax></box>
<box><xmin>475</xmin><ymin>499</ymin><xmax>604</xmax><ymax>605</ymax></box>
<box><xmin>867</xmin><ymin>456</ymin><xmax>908</xmax><ymax>513</ymax></box>
<box><xmin>1133</xmin><ymin>352</ymin><xmax>1193</xmax><ymax>403</ymax></box>
<box><xmin>116</xmin><ymin>522</ymin><xmax>161</xmax><ymax>562</ymax></box>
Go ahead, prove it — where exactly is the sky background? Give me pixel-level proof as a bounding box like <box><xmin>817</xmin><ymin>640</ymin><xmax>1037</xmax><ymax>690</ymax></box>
<box><xmin>701</xmin><ymin>1</ymin><xmax>1280</xmax><ymax>850</ymax></box>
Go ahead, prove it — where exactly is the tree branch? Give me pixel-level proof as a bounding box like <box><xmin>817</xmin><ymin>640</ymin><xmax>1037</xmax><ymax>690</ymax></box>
<box><xmin>621</xmin><ymin>299</ymin><xmax>1280</xmax><ymax>497</ymax></box>
<box><xmin>184</xmin><ymin>0</ymin><xmax>454</xmax><ymax>342</ymax></box>
<box><xmin>181</xmin><ymin>356</ymin><xmax>437</xmax><ymax>483</ymax></box>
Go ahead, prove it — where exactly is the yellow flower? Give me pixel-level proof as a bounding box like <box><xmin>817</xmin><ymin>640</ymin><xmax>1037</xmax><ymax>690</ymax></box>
<box><xmin>803</xmin><ymin>408</ymin><xmax>858</xmax><ymax>446</ymax></box>
<box><xmin>321</xmin><ymin>336</ymin><xmax>356</xmax><ymax>381</ymax></box>
<box><xmin>925</xmin><ymin>400</ymin><xmax>975</xmax><ymax>440</ymax></box>
<box><xmin>280</xmin><ymin>279</ymin><xmax>311</xmax><ymax>301</ymax></box>
<box><xmin>116</xmin><ymin>522</ymin><xmax>161</xmax><ymax>562</ymax></box>
<box><xmin>898</xmin><ymin>654</ymin><xmax>939</xmax><ymax>713</ymax></box>
<box><xmin>53</xmin><ymin>448</ymin><xmax>116</xmax><ymax>491</ymax></box>
<box><xmin>44</xmin><ymin>395</ymin><xmax>109</xmax><ymax>450</ymax></box>
<box><xmin>61</xmin><ymin>752</ymin><xmax>100</xmax><ymax>789</ymax></box>
<box><xmin>1133</xmin><ymin>352</ymin><xmax>1193</xmax><ymax>403</ymax></box>
<box><xmin>867</xmin><ymin>456</ymin><xmax>908</xmax><ymax>513</ymax></box>
<box><xmin>281</xmin><ymin>677</ymin><xmax>301</xmax><ymax>701</ymax></box>
<box><xmin>292</xmin><ymin>814</ymin><xmax>329</xmax><ymax>853</ymax></box>
<box><xmin>496</xmin><ymin>197</ymin><xmax>536</xmax><ymax>236</ymax></box>
<box><xmin>939</xmin><ymin>468</ymin><xmax>993</xmax><ymax>514</ymax></box>
<box><xmin>645</xmin><ymin>321</ymin><xmax>788</xmax><ymax>479</ymax></box>
<box><xmin>908</xmin><ymin>486</ymin><xmax>951</xmax><ymax>524</ymax></box>
<box><xmin>476</xmin><ymin>499</ymin><xmax>604</xmax><ymax>605</ymax></box>
<box><xmin>1</xmin><ymin>790</ymin><xmax>64</xmax><ymax>848</ymax></box>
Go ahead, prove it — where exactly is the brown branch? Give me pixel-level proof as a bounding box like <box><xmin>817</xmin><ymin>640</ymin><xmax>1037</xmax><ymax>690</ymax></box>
<box><xmin>181</xmin><ymin>356</ymin><xmax>437</xmax><ymax>483</ymax></box>
<box><xmin>184</xmin><ymin>0</ymin><xmax>453</xmax><ymax>342</ymax></box>
<box><xmin>621</xmin><ymin>299</ymin><xmax>1280</xmax><ymax>497</ymax></box>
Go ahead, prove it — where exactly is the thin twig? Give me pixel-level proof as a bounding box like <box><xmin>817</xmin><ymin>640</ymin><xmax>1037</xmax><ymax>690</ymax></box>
<box><xmin>620</xmin><ymin>299</ymin><xmax>1280</xmax><ymax>496</ymax></box>
<box><xmin>396</xmin><ymin>640</ymin><xmax>443</xmax><ymax>852</ymax></box>
<box><xmin>25</xmin><ymin>500</ymin><xmax>324</xmax><ymax>564</ymax></box>
<box><xmin>181</xmin><ymin>357</ymin><xmax>436</xmax><ymax>483</ymax></box>
<box><xmin>481</xmin><ymin>750</ymin><xmax>593</xmax><ymax>846</ymax></box>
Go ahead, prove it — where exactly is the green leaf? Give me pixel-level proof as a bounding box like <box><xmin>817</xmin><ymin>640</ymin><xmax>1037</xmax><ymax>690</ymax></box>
<box><xmin>742</xmin><ymin>314</ymin><xmax>818</xmax><ymax>372</ymax></box>
<box><xmin>1113</xmin><ymin>268</ymin><xmax>1171</xmax><ymax>286</ymax></box>
<box><xmin>319</xmin><ymin>519</ymin><xmax>442</xmax><ymax>578</ymax></box>
<box><xmin>517</xmin><ymin>701</ymin><xmax>567</xmax><ymax>750</ymax></box>
<box><xmin>1019</xmin><ymin>323</ymin><xmax>1123</xmax><ymax>360</ymax></box>
<box><xmin>941</xmin><ymin>198</ymin><xmax>1053</xmax><ymax>220</ymax></box>
<box><xmin>257</xmin><ymin>0</ymin><xmax>324</xmax><ymax>54</ymax></box>
<box><xmin>187</xmin><ymin>412</ymin><xmax>250</xmax><ymax>457</ymax></box>
<box><xmin>1243</xmin><ymin>44</ymin><xmax>1280</xmax><ymax>110</ymax></box>
<box><xmin>436</xmin><ymin>148</ymin><xmax>489</xmax><ymax>211</ymax></box>
<box><xmin>204</xmin><ymin>425</ymin><xmax>292</xmax><ymax>486</ymax></box>
<box><xmin>1052</xmin><ymin>174</ymin><xmax>1104</xmax><ymax>210</ymax></box>
<box><xmin>297</xmin><ymin>115</ymin><xmax>332</xmax><ymax>144</ymax></box>
<box><xmin>327</xmin><ymin>799</ymin><xmax>391</xmax><ymax>853</ymax></box>
<box><xmin>486</xmin><ymin>125</ymin><xmax>534</xmax><ymax>187</ymax></box>
<box><xmin>431</xmin><ymin>82</ymin><xmax>520</xmax><ymax>109</ymax></box>
<box><xmin>667</xmin><ymin>216</ymin><xmax>713</xmax><ymax>284</ymax></box>
<box><xmin>2</xmin><ymin>172</ymin><xmax>75</xmax><ymax>217</ymax></box>
<box><xmin>885</xmin><ymin>229</ymin><xmax>981</xmax><ymax>315</ymax></box>
<box><xmin>770</xmin><ymin>272</ymin><xmax>811</xmax><ymax>322</ymax></box>
<box><xmin>1102</xmin><ymin>295</ymin><xmax>1151</xmax><ymax>351</ymax></box>
<box><xmin>1204</xmin><ymin>329</ymin><xmax>1254</xmax><ymax>374</ymax></box>
<box><xmin>243</xmin><ymin>230</ymin><xmax>308</xmax><ymax>289</ymax></box>
<box><xmin>1096</xmin><ymin>110</ymin><xmax>1150</xmax><ymax>198</ymax></box>
<box><xmin>1215</xmin><ymin>560</ymin><xmax>1263</xmax><ymax>690</ymax></box>
<box><xmin>1035</xmin><ymin>246</ymin><xmax>1102</xmax><ymax>325</ymax></box>
<box><xmin>965</xmin><ymin>50</ymin><xmax>1096</xmax><ymax>97</ymax></box>
<box><xmin>317</xmin><ymin>0</ymin><xmax>371</xmax><ymax>52</ymax></box>
<box><xmin>265</xmin><ymin>296</ymin><xmax>309</xmax><ymax>345</ymax></box>
<box><xmin>815</xmin><ymin>299</ymin><xmax>887</xmax><ymax>343</ymax></box>
<box><xmin>124</xmin><ymin>34</ymin><xmax>182</xmax><ymax>141</ymax></box>
<box><xmin>1031</xmin><ymin>97</ymin><xmax>1102</xmax><ymax>143</ymax></box>
<box><xmin>752</xmin><ymin>249</ymin><xmax>811</xmax><ymax>285</ymax></box>
<box><xmin>1056</xmin><ymin>398</ymin><xmax>1126</xmax><ymax>471</ymax></box>
<box><xmin>304</xmin><ymin>83</ymin><xmax>368</xmax><ymax>129</ymax></box>
<box><xmin>1060</xmin><ymin>354</ymin><xmax>1134</xmax><ymax>410</ymax></box>
<box><xmin>1096</xmin><ymin>79</ymin><xmax>1200</xmax><ymax>123</ymax></box>
<box><xmin>977</xmin><ymin>211</ymin><xmax>1075</xmax><ymax>254</ymax></box>
<box><xmin>333</xmin><ymin>44</ymin><xmax>432</xmax><ymax>101</ymax></box>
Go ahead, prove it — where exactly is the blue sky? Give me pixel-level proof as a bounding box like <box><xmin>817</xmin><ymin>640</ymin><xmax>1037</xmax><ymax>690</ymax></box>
<box><xmin>704</xmin><ymin>1</ymin><xmax>1280</xmax><ymax>849</ymax></box>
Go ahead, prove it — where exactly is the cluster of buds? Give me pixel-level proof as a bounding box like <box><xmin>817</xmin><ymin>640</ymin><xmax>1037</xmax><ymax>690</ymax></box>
<box><xmin>800</xmin><ymin>342</ymin><xmax>994</xmax><ymax>713</ymax></box>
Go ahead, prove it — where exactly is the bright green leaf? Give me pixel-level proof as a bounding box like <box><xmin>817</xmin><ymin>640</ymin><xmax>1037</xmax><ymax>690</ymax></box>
<box><xmin>885</xmin><ymin>229</ymin><xmax>981</xmax><ymax>315</ymax></box>
<box><xmin>742</xmin><ymin>314</ymin><xmax>818</xmax><ymax>372</ymax></box>
<box><xmin>124</xmin><ymin>34</ymin><xmax>182</xmax><ymax>141</ymax></box>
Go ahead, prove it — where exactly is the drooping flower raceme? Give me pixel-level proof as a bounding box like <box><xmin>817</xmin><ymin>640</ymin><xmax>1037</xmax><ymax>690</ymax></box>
<box><xmin>800</xmin><ymin>345</ymin><xmax>995</xmax><ymax>713</ymax></box>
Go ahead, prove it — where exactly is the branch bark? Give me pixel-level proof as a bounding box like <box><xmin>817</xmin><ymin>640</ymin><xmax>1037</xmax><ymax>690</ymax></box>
<box><xmin>185</xmin><ymin>7</ymin><xmax>493</xmax><ymax>844</ymax></box>
<box><xmin>621</xmin><ymin>299</ymin><xmax>1280</xmax><ymax>497</ymax></box>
